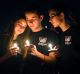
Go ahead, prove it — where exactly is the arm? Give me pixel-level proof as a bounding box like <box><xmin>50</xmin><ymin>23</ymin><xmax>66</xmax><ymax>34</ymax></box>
<box><xmin>31</xmin><ymin>45</ymin><xmax>58</xmax><ymax>63</ymax></box>
<box><xmin>35</xmin><ymin>51</ymin><xmax>57</xmax><ymax>63</ymax></box>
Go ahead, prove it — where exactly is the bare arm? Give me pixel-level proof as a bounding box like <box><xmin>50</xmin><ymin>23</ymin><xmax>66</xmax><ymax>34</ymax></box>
<box><xmin>31</xmin><ymin>46</ymin><xmax>58</xmax><ymax>63</ymax></box>
<box><xmin>34</xmin><ymin>51</ymin><xmax>57</xmax><ymax>63</ymax></box>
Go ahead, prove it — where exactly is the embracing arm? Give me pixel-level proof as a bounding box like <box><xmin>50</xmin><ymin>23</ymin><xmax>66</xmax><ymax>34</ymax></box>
<box><xmin>31</xmin><ymin>45</ymin><xmax>59</xmax><ymax>63</ymax></box>
<box><xmin>35</xmin><ymin>51</ymin><xmax>58</xmax><ymax>63</ymax></box>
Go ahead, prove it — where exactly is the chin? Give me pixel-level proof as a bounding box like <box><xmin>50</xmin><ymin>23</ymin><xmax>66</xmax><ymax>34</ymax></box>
<box><xmin>54</xmin><ymin>26</ymin><xmax>57</xmax><ymax>28</ymax></box>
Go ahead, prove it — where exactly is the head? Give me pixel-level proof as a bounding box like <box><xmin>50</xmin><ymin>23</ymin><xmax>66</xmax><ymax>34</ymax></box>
<box><xmin>25</xmin><ymin>10</ymin><xmax>44</xmax><ymax>32</ymax></box>
<box><xmin>49</xmin><ymin>8</ymin><xmax>65</xmax><ymax>28</ymax></box>
<box><xmin>13</xmin><ymin>18</ymin><xmax>27</xmax><ymax>36</ymax></box>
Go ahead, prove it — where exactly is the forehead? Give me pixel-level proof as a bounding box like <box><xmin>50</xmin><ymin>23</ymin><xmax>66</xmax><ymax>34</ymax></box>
<box><xmin>25</xmin><ymin>12</ymin><xmax>39</xmax><ymax>19</ymax></box>
<box><xmin>49</xmin><ymin>10</ymin><xmax>57</xmax><ymax>16</ymax></box>
<box><xmin>16</xmin><ymin>19</ymin><xmax>27</xmax><ymax>26</ymax></box>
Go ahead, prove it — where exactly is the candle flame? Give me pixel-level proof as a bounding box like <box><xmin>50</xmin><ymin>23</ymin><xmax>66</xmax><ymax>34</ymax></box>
<box><xmin>48</xmin><ymin>43</ymin><xmax>52</xmax><ymax>49</ymax></box>
<box><xmin>13</xmin><ymin>43</ymin><xmax>18</xmax><ymax>48</ymax></box>
<box><xmin>25</xmin><ymin>40</ymin><xmax>30</xmax><ymax>46</ymax></box>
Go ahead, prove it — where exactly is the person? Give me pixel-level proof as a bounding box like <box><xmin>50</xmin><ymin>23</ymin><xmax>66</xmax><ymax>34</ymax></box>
<box><xmin>48</xmin><ymin>7</ymin><xmax>80</xmax><ymax>74</ymax></box>
<box><xmin>21</xmin><ymin>9</ymin><xmax>59</xmax><ymax>74</ymax></box>
<box><xmin>0</xmin><ymin>17</ymin><xmax>27</xmax><ymax>74</ymax></box>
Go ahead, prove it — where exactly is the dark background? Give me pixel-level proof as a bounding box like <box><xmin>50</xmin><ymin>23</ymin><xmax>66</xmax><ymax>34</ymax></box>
<box><xmin>0</xmin><ymin>0</ymin><xmax>80</xmax><ymax>34</ymax></box>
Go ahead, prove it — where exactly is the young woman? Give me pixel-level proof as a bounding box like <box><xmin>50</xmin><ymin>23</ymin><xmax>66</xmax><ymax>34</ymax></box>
<box><xmin>48</xmin><ymin>7</ymin><xmax>80</xmax><ymax>73</ymax></box>
<box><xmin>0</xmin><ymin>17</ymin><xmax>27</xmax><ymax>74</ymax></box>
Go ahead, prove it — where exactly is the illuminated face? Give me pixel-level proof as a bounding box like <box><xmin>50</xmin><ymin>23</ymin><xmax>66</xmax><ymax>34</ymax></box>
<box><xmin>14</xmin><ymin>19</ymin><xmax>27</xmax><ymax>35</ymax></box>
<box><xmin>25</xmin><ymin>13</ymin><xmax>42</xmax><ymax>31</ymax></box>
<box><xmin>49</xmin><ymin>10</ymin><xmax>61</xmax><ymax>28</ymax></box>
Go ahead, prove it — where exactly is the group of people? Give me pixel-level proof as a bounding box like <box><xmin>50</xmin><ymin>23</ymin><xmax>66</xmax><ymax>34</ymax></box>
<box><xmin>0</xmin><ymin>7</ymin><xmax>80</xmax><ymax>74</ymax></box>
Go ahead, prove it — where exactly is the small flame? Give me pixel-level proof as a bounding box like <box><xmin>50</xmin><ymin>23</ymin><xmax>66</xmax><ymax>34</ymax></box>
<box><xmin>11</xmin><ymin>43</ymin><xmax>19</xmax><ymax>49</ymax></box>
<box><xmin>48</xmin><ymin>43</ymin><xmax>53</xmax><ymax>49</ymax></box>
<box><xmin>13</xmin><ymin>43</ymin><xmax>18</xmax><ymax>48</ymax></box>
<box><xmin>25</xmin><ymin>40</ymin><xmax>30</xmax><ymax>46</ymax></box>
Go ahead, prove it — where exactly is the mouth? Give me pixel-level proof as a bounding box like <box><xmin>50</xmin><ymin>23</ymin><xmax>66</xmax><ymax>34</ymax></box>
<box><xmin>18</xmin><ymin>30</ymin><xmax>22</xmax><ymax>33</ymax></box>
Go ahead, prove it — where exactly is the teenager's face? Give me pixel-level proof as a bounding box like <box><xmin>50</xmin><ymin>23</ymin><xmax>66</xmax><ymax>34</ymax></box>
<box><xmin>14</xmin><ymin>19</ymin><xmax>27</xmax><ymax>35</ymax></box>
<box><xmin>25</xmin><ymin>12</ymin><xmax>42</xmax><ymax>31</ymax></box>
<box><xmin>49</xmin><ymin>10</ymin><xmax>62</xmax><ymax>28</ymax></box>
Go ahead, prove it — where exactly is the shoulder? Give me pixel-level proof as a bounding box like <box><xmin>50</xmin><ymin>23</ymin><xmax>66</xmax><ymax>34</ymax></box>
<box><xmin>69</xmin><ymin>25</ymin><xmax>80</xmax><ymax>35</ymax></box>
<box><xmin>43</xmin><ymin>28</ymin><xmax>59</xmax><ymax>41</ymax></box>
<box><xmin>43</xmin><ymin>28</ymin><xmax>58</xmax><ymax>35</ymax></box>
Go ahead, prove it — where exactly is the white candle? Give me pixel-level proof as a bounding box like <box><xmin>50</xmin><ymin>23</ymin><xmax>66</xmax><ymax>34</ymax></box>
<box><xmin>48</xmin><ymin>43</ymin><xmax>53</xmax><ymax>50</ymax></box>
<box><xmin>13</xmin><ymin>43</ymin><xmax>19</xmax><ymax>49</ymax></box>
<box><xmin>48</xmin><ymin>43</ymin><xmax>58</xmax><ymax>51</ymax></box>
<box><xmin>25</xmin><ymin>40</ymin><xmax>30</xmax><ymax>46</ymax></box>
<box><xmin>10</xmin><ymin>43</ymin><xmax>19</xmax><ymax>49</ymax></box>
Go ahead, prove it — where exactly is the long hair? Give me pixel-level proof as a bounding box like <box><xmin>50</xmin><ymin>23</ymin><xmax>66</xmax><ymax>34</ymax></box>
<box><xmin>8</xmin><ymin>17</ymin><xmax>26</xmax><ymax>49</ymax></box>
<box><xmin>48</xmin><ymin>7</ymin><xmax>77</xmax><ymax>27</ymax></box>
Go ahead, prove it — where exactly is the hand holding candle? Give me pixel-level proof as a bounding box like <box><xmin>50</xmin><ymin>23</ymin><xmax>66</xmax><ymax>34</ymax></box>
<box><xmin>9</xmin><ymin>43</ymin><xmax>20</xmax><ymax>55</ymax></box>
<box><xmin>25</xmin><ymin>40</ymin><xmax>30</xmax><ymax>47</ymax></box>
<box><xmin>48</xmin><ymin>43</ymin><xmax>58</xmax><ymax>51</ymax></box>
<box><xmin>30</xmin><ymin>45</ymin><xmax>38</xmax><ymax>56</ymax></box>
<box><xmin>24</xmin><ymin>40</ymin><xmax>32</xmax><ymax>54</ymax></box>
<box><xmin>23</xmin><ymin>40</ymin><xmax>31</xmax><ymax>58</ymax></box>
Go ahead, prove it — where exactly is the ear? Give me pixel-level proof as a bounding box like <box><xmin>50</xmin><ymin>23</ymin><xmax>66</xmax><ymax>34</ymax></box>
<box><xmin>40</xmin><ymin>15</ymin><xmax>44</xmax><ymax>21</ymax></box>
<box><xmin>59</xmin><ymin>12</ymin><xmax>65</xmax><ymax>19</ymax></box>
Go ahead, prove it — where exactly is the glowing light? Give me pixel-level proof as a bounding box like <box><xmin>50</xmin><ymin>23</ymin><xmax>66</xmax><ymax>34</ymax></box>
<box><xmin>13</xmin><ymin>43</ymin><xmax>18</xmax><ymax>48</ymax></box>
<box><xmin>25</xmin><ymin>40</ymin><xmax>30</xmax><ymax>46</ymax></box>
<box><xmin>13</xmin><ymin>43</ymin><xmax>19</xmax><ymax>49</ymax></box>
<box><xmin>48</xmin><ymin>43</ymin><xmax>58</xmax><ymax>51</ymax></box>
<box><xmin>48</xmin><ymin>43</ymin><xmax>53</xmax><ymax>50</ymax></box>
<box><xmin>10</xmin><ymin>43</ymin><xmax>19</xmax><ymax>49</ymax></box>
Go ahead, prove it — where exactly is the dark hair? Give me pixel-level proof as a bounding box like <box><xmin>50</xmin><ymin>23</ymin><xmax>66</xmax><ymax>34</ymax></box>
<box><xmin>24</xmin><ymin>9</ymin><xmax>43</xmax><ymax>17</ymax></box>
<box><xmin>48</xmin><ymin>7</ymin><xmax>77</xmax><ymax>26</ymax></box>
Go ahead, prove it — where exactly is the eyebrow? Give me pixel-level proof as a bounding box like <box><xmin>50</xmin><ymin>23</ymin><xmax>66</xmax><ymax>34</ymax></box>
<box><xmin>50</xmin><ymin>13</ymin><xmax>57</xmax><ymax>15</ymax></box>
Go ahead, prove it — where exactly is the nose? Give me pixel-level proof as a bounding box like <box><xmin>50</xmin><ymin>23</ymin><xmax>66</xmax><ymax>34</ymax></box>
<box><xmin>29</xmin><ymin>21</ymin><xmax>33</xmax><ymax>23</ymax></box>
<box><xmin>49</xmin><ymin>19</ymin><xmax>52</xmax><ymax>23</ymax></box>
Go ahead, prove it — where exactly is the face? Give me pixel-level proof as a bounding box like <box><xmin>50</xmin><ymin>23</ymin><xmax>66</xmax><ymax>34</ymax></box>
<box><xmin>14</xmin><ymin>19</ymin><xmax>27</xmax><ymax>35</ymax></box>
<box><xmin>25</xmin><ymin>12</ymin><xmax>43</xmax><ymax>31</ymax></box>
<box><xmin>49</xmin><ymin>10</ymin><xmax>62</xmax><ymax>28</ymax></box>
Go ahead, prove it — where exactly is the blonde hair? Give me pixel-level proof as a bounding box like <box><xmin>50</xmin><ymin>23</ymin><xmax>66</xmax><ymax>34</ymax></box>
<box><xmin>8</xmin><ymin>18</ymin><xmax>27</xmax><ymax>49</ymax></box>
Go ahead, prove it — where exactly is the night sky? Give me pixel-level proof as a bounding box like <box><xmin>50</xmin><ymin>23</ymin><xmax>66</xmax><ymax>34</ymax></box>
<box><xmin>0</xmin><ymin>0</ymin><xmax>80</xmax><ymax>33</ymax></box>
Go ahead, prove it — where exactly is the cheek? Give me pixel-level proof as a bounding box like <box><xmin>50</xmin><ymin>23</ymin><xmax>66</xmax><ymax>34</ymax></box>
<box><xmin>14</xmin><ymin>27</ymin><xmax>18</xmax><ymax>32</ymax></box>
<box><xmin>54</xmin><ymin>18</ymin><xmax>60</xmax><ymax>24</ymax></box>
<box><xmin>50</xmin><ymin>19</ymin><xmax>59</xmax><ymax>27</ymax></box>
<box><xmin>33</xmin><ymin>21</ymin><xmax>39</xmax><ymax>25</ymax></box>
<box><xmin>20</xmin><ymin>29</ymin><xmax>25</xmax><ymax>33</ymax></box>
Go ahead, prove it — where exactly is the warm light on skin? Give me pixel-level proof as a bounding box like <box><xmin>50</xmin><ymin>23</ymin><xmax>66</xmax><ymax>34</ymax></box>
<box><xmin>12</xmin><ymin>43</ymin><xmax>19</xmax><ymax>49</ymax></box>
<box><xmin>25</xmin><ymin>40</ymin><xmax>30</xmax><ymax>46</ymax></box>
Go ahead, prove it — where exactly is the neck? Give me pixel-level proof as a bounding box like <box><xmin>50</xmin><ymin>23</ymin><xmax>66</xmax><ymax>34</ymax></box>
<box><xmin>13</xmin><ymin>33</ymin><xmax>18</xmax><ymax>40</ymax></box>
<box><xmin>59</xmin><ymin>22</ymin><xmax>70</xmax><ymax>32</ymax></box>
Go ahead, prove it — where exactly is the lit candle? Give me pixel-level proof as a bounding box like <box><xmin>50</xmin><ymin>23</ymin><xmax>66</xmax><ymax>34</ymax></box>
<box><xmin>12</xmin><ymin>43</ymin><xmax>19</xmax><ymax>49</ymax></box>
<box><xmin>48</xmin><ymin>43</ymin><xmax>57</xmax><ymax>51</ymax></box>
<box><xmin>48</xmin><ymin>43</ymin><xmax>53</xmax><ymax>51</ymax></box>
<box><xmin>25</xmin><ymin>40</ymin><xmax>30</xmax><ymax>46</ymax></box>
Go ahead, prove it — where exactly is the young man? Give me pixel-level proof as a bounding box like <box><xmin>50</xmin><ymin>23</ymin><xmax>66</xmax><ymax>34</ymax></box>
<box><xmin>22</xmin><ymin>9</ymin><xmax>59</xmax><ymax>74</ymax></box>
<box><xmin>48</xmin><ymin>8</ymin><xmax>80</xmax><ymax>74</ymax></box>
